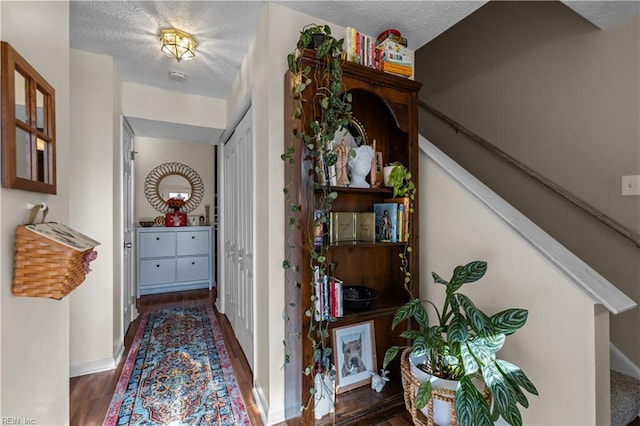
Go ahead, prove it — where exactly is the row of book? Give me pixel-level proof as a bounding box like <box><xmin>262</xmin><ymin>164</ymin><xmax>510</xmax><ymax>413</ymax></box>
<box><xmin>322</xmin><ymin>197</ymin><xmax>410</xmax><ymax>245</ymax></box>
<box><xmin>344</xmin><ymin>27</ymin><xmax>414</xmax><ymax>79</ymax></box>
<box><xmin>313</xmin><ymin>267</ymin><xmax>344</xmax><ymax>320</ymax></box>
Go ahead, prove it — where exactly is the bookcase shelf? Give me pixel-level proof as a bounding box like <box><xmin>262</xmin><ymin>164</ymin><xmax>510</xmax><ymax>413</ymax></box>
<box><xmin>284</xmin><ymin>51</ymin><xmax>421</xmax><ymax>424</ymax></box>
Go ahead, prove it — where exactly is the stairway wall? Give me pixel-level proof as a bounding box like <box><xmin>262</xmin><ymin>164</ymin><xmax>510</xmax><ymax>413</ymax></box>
<box><xmin>415</xmin><ymin>1</ymin><xmax>640</xmax><ymax>365</ymax></box>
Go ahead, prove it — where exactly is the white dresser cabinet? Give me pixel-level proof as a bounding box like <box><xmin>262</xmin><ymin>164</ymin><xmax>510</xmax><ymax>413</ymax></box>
<box><xmin>136</xmin><ymin>226</ymin><xmax>214</xmax><ymax>296</ymax></box>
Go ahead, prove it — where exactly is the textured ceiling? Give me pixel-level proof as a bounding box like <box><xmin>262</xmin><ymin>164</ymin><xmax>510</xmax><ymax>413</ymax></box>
<box><xmin>70</xmin><ymin>1</ymin><xmax>265</xmax><ymax>100</ymax></box>
<box><xmin>69</xmin><ymin>1</ymin><xmax>639</xmax><ymax>142</ymax></box>
<box><xmin>276</xmin><ymin>1</ymin><xmax>487</xmax><ymax>51</ymax></box>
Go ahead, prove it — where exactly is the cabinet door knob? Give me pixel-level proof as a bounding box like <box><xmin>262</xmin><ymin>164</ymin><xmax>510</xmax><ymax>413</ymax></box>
<box><xmin>156</xmin><ymin>237</ymin><xmax>160</xmax><ymax>240</ymax></box>
<box><xmin>192</xmin><ymin>261</ymin><xmax>195</xmax><ymax>265</ymax></box>
<box><xmin>191</xmin><ymin>236</ymin><xmax>195</xmax><ymax>239</ymax></box>
<box><xmin>156</xmin><ymin>264</ymin><xmax>160</xmax><ymax>268</ymax></box>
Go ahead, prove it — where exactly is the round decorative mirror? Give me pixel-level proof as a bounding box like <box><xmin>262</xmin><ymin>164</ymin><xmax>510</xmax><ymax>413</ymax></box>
<box><xmin>144</xmin><ymin>162</ymin><xmax>204</xmax><ymax>213</ymax></box>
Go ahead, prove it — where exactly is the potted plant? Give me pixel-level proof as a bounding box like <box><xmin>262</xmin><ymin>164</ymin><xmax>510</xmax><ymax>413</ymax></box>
<box><xmin>384</xmin><ymin>161</ymin><xmax>416</xmax><ymax>199</ymax></box>
<box><xmin>383</xmin><ymin>260</ymin><xmax>538</xmax><ymax>426</ymax></box>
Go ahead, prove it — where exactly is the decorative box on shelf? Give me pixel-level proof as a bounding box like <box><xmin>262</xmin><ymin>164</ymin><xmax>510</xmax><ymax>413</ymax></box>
<box><xmin>165</xmin><ymin>212</ymin><xmax>187</xmax><ymax>227</ymax></box>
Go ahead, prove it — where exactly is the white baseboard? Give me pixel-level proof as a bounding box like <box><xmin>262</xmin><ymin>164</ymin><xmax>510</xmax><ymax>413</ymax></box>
<box><xmin>253</xmin><ymin>380</ymin><xmax>285</xmax><ymax>426</ymax></box>
<box><xmin>69</xmin><ymin>342</ymin><xmax>125</xmax><ymax>378</ymax></box>
<box><xmin>610</xmin><ymin>342</ymin><xmax>640</xmax><ymax>379</ymax></box>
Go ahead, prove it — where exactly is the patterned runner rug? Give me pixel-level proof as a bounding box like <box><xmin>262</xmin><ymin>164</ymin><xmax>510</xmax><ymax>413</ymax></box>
<box><xmin>104</xmin><ymin>304</ymin><xmax>250</xmax><ymax>425</ymax></box>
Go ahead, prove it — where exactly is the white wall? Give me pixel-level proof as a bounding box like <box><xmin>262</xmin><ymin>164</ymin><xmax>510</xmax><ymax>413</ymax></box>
<box><xmin>122</xmin><ymin>82</ymin><xmax>227</xmax><ymax>129</ymax></box>
<box><xmin>227</xmin><ymin>4</ymin><xmax>346</xmax><ymax>423</ymax></box>
<box><xmin>69</xmin><ymin>49</ymin><xmax>122</xmax><ymax>376</ymax></box>
<box><xmin>421</xmin><ymin>148</ymin><xmax>610</xmax><ymax>424</ymax></box>
<box><xmin>0</xmin><ymin>2</ymin><xmax>70</xmax><ymax>423</ymax></box>
<box><xmin>134</xmin><ymin>137</ymin><xmax>215</xmax><ymax>221</ymax></box>
<box><xmin>415</xmin><ymin>1</ymin><xmax>640</xmax><ymax>365</ymax></box>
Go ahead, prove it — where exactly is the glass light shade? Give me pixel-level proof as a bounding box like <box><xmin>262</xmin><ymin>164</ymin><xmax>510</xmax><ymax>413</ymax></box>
<box><xmin>159</xmin><ymin>29</ymin><xmax>196</xmax><ymax>62</ymax></box>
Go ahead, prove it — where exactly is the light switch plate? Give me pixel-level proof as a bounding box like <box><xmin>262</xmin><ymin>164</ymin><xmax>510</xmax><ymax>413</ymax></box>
<box><xmin>621</xmin><ymin>175</ymin><xmax>640</xmax><ymax>196</ymax></box>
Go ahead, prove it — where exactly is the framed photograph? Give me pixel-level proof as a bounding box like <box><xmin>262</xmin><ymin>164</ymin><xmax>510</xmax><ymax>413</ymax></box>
<box><xmin>332</xmin><ymin>320</ymin><xmax>377</xmax><ymax>393</ymax></box>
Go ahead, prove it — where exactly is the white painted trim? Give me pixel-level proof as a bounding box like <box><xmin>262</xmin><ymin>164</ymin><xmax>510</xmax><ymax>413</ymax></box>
<box><xmin>610</xmin><ymin>343</ymin><xmax>640</xmax><ymax>379</ymax></box>
<box><xmin>420</xmin><ymin>136</ymin><xmax>637</xmax><ymax>315</ymax></box>
<box><xmin>253</xmin><ymin>380</ymin><xmax>285</xmax><ymax>426</ymax></box>
<box><xmin>219</xmin><ymin>91</ymin><xmax>252</xmax><ymax>145</ymax></box>
<box><xmin>69</xmin><ymin>342</ymin><xmax>124</xmax><ymax>378</ymax></box>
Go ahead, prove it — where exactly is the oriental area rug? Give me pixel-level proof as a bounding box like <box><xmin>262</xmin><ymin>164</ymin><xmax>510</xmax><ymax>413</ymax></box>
<box><xmin>104</xmin><ymin>304</ymin><xmax>250</xmax><ymax>425</ymax></box>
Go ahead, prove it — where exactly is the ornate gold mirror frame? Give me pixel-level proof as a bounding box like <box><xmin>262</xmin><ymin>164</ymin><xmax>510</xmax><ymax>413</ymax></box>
<box><xmin>144</xmin><ymin>162</ymin><xmax>204</xmax><ymax>213</ymax></box>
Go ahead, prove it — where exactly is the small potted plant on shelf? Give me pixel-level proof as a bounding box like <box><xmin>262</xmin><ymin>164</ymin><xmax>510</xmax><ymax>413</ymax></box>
<box><xmin>383</xmin><ymin>161</ymin><xmax>415</xmax><ymax>199</ymax></box>
<box><xmin>383</xmin><ymin>260</ymin><xmax>538</xmax><ymax>426</ymax></box>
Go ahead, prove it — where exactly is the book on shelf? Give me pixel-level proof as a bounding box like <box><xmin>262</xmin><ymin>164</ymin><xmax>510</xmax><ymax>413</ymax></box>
<box><xmin>330</xmin><ymin>212</ymin><xmax>356</xmax><ymax>244</ymax></box>
<box><xmin>373</xmin><ymin>203</ymin><xmax>398</xmax><ymax>242</ymax></box>
<box><xmin>313</xmin><ymin>210</ymin><xmax>325</xmax><ymax>250</ymax></box>
<box><xmin>313</xmin><ymin>267</ymin><xmax>344</xmax><ymax>320</ymax></box>
<box><xmin>355</xmin><ymin>212</ymin><xmax>375</xmax><ymax>242</ymax></box>
<box><xmin>330</xmin><ymin>276</ymin><xmax>343</xmax><ymax>318</ymax></box>
<box><xmin>381</xmin><ymin>61</ymin><xmax>413</xmax><ymax>77</ymax></box>
<box><xmin>313</xmin><ymin>266</ymin><xmax>322</xmax><ymax>321</ymax></box>
<box><xmin>384</xmin><ymin>197</ymin><xmax>410</xmax><ymax>242</ymax></box>
<box><xmin>330</xmin><ymin>212</ymin><xmax>376</xmax><ymax>243</ymax></box>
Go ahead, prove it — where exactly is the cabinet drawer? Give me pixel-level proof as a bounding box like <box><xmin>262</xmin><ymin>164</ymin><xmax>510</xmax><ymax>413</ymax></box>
<box><xmin>177</xmin><ymin>231</ymin><xmax>209</xmax><ymax>256</ymax></box>
<box><xmin>139</xmin><ymin>232</ymin><xmax>176</xmax><ymax>258</ymax></box>
<box><xmin>177</xmin><ymin>256</ymin><xmax>209</xmax><ymax>282</ymax></box>
<box><xmin>139</xmin><ymin>259</ymin><xmax>176</xmax><ymax>285</ymax></box>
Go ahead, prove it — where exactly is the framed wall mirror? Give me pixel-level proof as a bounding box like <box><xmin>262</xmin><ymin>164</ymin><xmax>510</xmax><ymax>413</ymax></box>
<box><xmin>144</xmin><ymin>162</ymin><xmax>204</xmax><ymax>214</ymax></box>
<box><xmin>1</xmin><ymin>41</ymin><xmax>57</xmax><ymax>194</ymax></box>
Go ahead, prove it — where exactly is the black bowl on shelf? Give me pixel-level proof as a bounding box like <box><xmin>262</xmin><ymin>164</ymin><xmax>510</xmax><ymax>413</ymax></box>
<box><xmin>343</xmin><ymin>286</ymin><xmax>379</xmax><ymax>311</ymax></box>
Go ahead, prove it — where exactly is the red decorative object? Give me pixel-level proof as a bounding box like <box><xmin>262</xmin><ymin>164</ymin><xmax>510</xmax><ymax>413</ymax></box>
<box><xmin>165</xmin><ymin>212</ymin><xmax>187</xmax><ymax>227</ymax></box>
<box><xmin>166</xmin><ymin>197</ymin><xmax>186</xmax><ymax>211</ymax></box>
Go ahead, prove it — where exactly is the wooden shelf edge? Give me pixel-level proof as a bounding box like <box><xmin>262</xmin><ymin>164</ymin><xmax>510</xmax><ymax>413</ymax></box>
<box><xmin>316</xmin><ymin>383</ymin><xmax>406</xmax><ymax>426</ymax></box>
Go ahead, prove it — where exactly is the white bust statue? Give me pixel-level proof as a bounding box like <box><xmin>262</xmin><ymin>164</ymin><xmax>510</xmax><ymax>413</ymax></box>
<box><xmin>348</xmin><ymin>145</ymin><xmax>374</xmax><ymax>188</ymax></box>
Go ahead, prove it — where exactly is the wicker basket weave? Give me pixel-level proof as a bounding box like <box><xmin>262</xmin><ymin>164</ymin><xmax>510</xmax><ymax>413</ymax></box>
<box><xmin>400</xmin><ymin>347</ymin><xmax>492</xmax><ymax>426</ymax></box>
<box><xmin>12</xmin><ymin>206</ymin><xmax>100</xmax><ymax>300</ymax></box>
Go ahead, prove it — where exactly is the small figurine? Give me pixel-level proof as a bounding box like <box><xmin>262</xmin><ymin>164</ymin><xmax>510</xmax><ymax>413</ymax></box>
<box><xmin>370</xmin><ymin>369</ymin><xmax>390</xmax><ymax>393</ymax></box>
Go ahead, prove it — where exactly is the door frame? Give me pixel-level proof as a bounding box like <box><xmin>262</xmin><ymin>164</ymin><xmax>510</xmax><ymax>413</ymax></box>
<box><xmin>120</xmin><ymin>116</ymin><xmax>138</xmax><ymax>335</ymax></box>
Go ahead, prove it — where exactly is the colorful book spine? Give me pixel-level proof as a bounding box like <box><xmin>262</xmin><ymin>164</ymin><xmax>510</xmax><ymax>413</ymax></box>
<box><xmin>313</xmin><ymin>266</ymin><xmax>322</xmax><ymax>321</ymax></box>
<box><xmin>384</xmin><ymin>197</ymin><xmax>410</xmax><ymax>242</ymax></box>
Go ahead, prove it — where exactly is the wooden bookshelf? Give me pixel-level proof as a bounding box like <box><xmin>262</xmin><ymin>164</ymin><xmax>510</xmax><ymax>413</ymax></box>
<box><xmin>284</xmin><ymin>50</ymin><xmax>422</xmax><ymax>424</ymax></box>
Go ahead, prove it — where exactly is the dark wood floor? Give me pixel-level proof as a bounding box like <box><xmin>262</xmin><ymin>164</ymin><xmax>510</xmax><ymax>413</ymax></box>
<box><xmin>69</xmin><ymin>288</ymin><xmax>412</xmax><ymax>425</ymax></box>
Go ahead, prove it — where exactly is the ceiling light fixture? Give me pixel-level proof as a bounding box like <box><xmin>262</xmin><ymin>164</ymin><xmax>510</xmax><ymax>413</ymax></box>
<box><xmin>159</xmin><ymin>28</ymin><xmax>197</xmax><ymax>62</ymax></box>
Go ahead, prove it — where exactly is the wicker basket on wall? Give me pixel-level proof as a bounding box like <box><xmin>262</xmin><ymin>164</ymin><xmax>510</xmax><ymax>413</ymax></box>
<box><xmin>12</xmin><ymin>205</ymin><xmax>100</xmax><ymax>300</ymax></box>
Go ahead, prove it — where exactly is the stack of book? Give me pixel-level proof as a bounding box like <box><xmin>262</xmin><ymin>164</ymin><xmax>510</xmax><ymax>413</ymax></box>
<box><xmin>376</xmin><ymin>30</ymin><xmax>413</xmax><ymax>78</ymax></box>
<box><xmin>344</xmin><ymin>27</ymin><xmax>414</xmax><ymax>79</ymax></box>
<box><xmin>313</xmin><ymin>267</ymin><xmax>344</xmax><ymax>320</ymax></box>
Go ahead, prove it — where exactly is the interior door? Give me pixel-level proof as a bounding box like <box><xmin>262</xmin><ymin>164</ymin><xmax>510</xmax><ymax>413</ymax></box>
<box><xmin>122</xmin><ymin>117</ymin><xmax>137</xmax><ymax>332</ymax></box>
<box><xmin>223</xmin><ymin>107</ymin><xmax>254</xmax><ymax>371</ymax></box>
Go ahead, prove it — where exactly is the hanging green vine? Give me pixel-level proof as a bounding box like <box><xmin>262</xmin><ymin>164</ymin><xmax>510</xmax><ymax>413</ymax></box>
<box><xmin>282</xmin><ymin>23</ymin><xmax>353</xmax><ymax>411</ymax></box>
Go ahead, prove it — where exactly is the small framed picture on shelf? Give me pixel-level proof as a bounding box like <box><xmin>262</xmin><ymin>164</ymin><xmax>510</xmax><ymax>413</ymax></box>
<box><xmin>332</xmin><ymin>320</ymin><xmax>377</xmax><ymax>393</ymax></box>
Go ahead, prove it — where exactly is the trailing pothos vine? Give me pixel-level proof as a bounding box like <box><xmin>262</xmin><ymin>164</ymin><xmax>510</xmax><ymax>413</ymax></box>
<box><xmin>281</xmin><ymin>24</ymin><xmax>353</xmax><ymax>411</ymax></box>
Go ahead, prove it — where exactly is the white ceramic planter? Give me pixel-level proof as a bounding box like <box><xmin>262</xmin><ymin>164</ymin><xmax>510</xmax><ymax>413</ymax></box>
<box><xmin>409</xmin><ymin>352</ymin><xmax>485</xmax><ymax>426</ymax></box>
<box><xmin>314</xmin><ymin>373</ymin><xmax>335</xmax><ymax>420</ymax></box>
<box><xmin>383</xmin><ymin>165</ymin><xmax>396</xmax><ymax>187</ymax></box>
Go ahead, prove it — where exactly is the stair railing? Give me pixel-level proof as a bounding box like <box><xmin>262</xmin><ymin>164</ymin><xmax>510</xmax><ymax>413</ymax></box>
<box><xmin>419</xmin><ymin>100</ymin><xmax>640</xmax><ymax>248</ymax></box>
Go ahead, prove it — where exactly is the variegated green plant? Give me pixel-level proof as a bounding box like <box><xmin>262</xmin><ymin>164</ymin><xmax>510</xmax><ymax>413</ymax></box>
<box><xmin>383</xmin><ymin>261</ymin><xmax>538</xmax><ymax>426</ymax></box>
